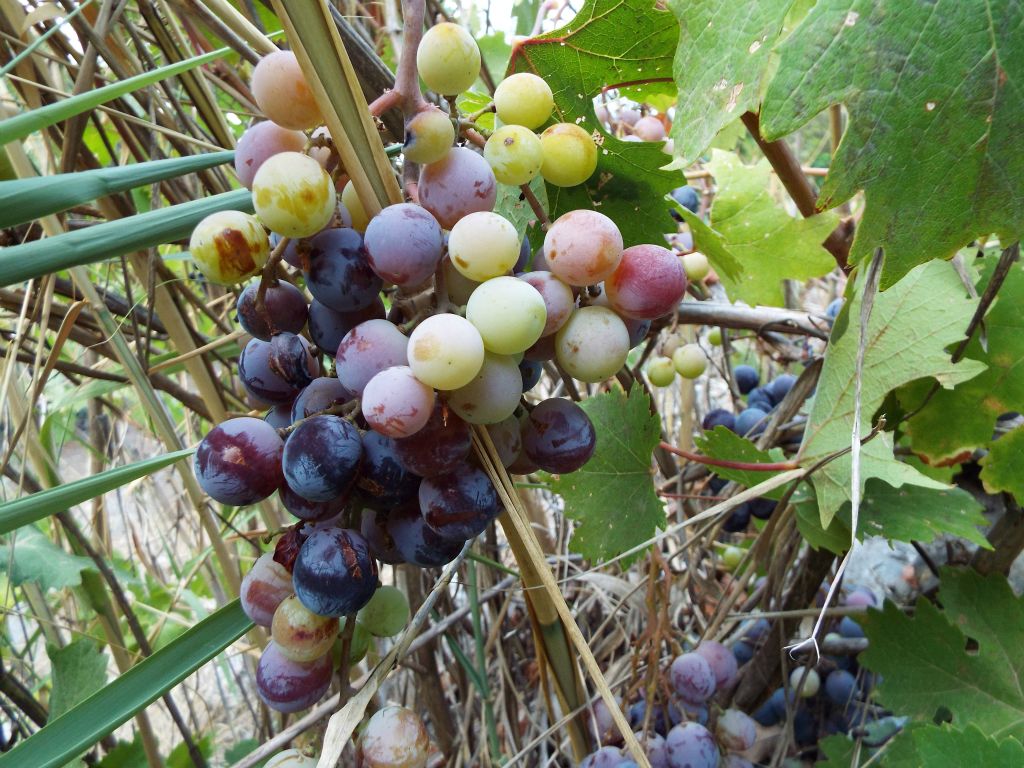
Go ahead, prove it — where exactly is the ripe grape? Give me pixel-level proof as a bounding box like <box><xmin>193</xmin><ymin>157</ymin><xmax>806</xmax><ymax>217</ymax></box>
<box><xmin>824</xmin><ymin>669</ymin><xmax>857</xmax><ymax>705</ymax></box>
<box><xmin>292</xmin><ymin>527</ymin><xmax>378</xmax><ymax>617</ymax></box>
<box><xmin>555</xmin><ymin>306</ymin><xmax>629</xmax><ymax>382</ymax></box>
<box><xmin>240</xmin><ymin>338</ymin><xmax>304</xmax><ymax>404</ymax></box>
<box><xmin>357</xmin><ymin>584</ymin><xmax>410</xmax><ymax>638</ymax></box>
<box><xmin>723</xmin><ymin>505</ymin><xmax>750</xmax><ymax>533</ymax></box>
<box><xmin>664</xmin><ymin>723</ymin><xmax>718</xmax><ymax>768</ymax></box>
<box><xmin>486</xmin><ymin>415</ymin><xmax>522</xmax><ymax>467</ymax></box>
<box><xmin>619</xmin><ymin>108</ymin><xmax>640</xmax><ymax>126</ymax></box>
<box><xmin>356</xmin><ymin>431</ymin><xmax>421</xmax><ymax>509</ymax></box>
<box><xmin>266</xmin><ymin>403</ymin><xmax>294</xmax><ymax>429</ymax></box>
<box><xmin>279</xmin><ymin>481</ymin><xmax>346</xmax><ymax>522</ymax></box>
<box><xmin>252</xmin><ymin>152</ymin><xmax>336</xmax><ymax>238</ymax></box>
<box><xmin>637</xmin><ymin>731</ymin><xmax>669</xmax><ymax>768</ymax></box>
<box><xmin>404</xmin><ymin>105</ymin><xmax>454</xmax><ymax>164</ymax></box>
<box><xmin>671</xmin><ymin>185</ymin><xmax>700</xmax><ymax>213</ymax></box>
<box><xmin>519</xmin><ymin>358</ymin><xmax>543</xmax><ymax>391</ymax></box>
<box><xmin>466</xmin><ymin>277</ymin><xmax>547</xmax><ymax>355</ymax></box>
<box><xmin>484</xmin><ymin>125</ymin><xmax>544</xmax><ymax>186</ymax></box>
<box><xmin>358</xmin><ymin>705</ymin><xmax>430</xmax><ymax>768</ymax></box>
<box><xmin>407</xmin><ymin>313</ymin><xmax>485</xmax><ymax>390</ymax></box>
<box><xmin>194</xmin><ymin>417</ymin><xmax>284</xmax><ymax>505</ymax></box>
<box><xmin>341</xmin><ymin>181</ymin><xmax>370</xmax><ymax>232</ymax></box>
<box><xmin>418</xmin><ymin>147</ymin><xmax>497</xmax><ymax>230</ymax></box>
<box><xmin>308</xmin><ymin>297</ymin><xmax>385</xmax><ymax>355</ymax></box>
<box><xmin>420</xmin><ymin>463</ymin><xmax>502</xmax><ymax>542</ymax></box>
<box><xmin>646</xmin><ymin>356</ymin><xmax>676</xmax><ymax>387</ymax></box>
<box><xmin>493</xmin><ymin>72</ymin><xmax>553</xmax><ymax>129</ymax></box>
<box><xmin>625</xmin><ymin>317</ymin><xmax>652</xmax><ymax>348</ymax></box>
<box><xmin>715</xmin><ymin>709</ymin><xmax>756</xmax><ymax>752</ymax></box>
<box><xmin>282</xmin><ymin>415</ymin><xmax>362</xmax><ymax>502</ymax></box>
<box><xmin>250</xmin><ymin>50</ymin><xmax>321</xmax><ymax>130</ymax></box>
<box><xmin>605</xmin><ymin>244</ymin><xmax>686</xmax><ymax>320</ymax></box>
<box><xmin>446</xmin><ymin>352</ymin><xmax>521</xmax><ymax>425</ymax></box>
<box><xmin>236</xmin><ymin>281</ymin><xmax>307</xmax><ymax>341</ymax></box>
<box><xmin>518</xmin><ymin>271</ymin><xmax>575</xmax><ymax>336</ymax></box>
<box><xmin>241</xmin><ymin>551</ymin><xmax>293</xmax><ymax>626</ymax></box>
<box><xmin>669</xmin><ymin>653</ymin><xmax>716</xmax><ymax>705</ymax></box>
<box><xmin>301</xmin><ymin>227</ymin><xmax>381</xmax><ymax>312</ymax></box>
<box><xmin>843</xmin><ymin>586</ymin><xmax>877</xmax><ymax>608</ymax></box>
<box><xmin>672</xmin><ymin>344</ymin><xmax>706</xmax><ymax>379</ymax></box>
<box><xmin>768</xmin><ymin>373</ymin><xmax>797</xmax><ymax>404</ymax></box>
<box><xmin>543</xmin><ymin>210</ymin><xmax>623</xmax><ymax>287</ymax></box>
<box><xmin>695</xmin><ymin>641</ymin><xmax>738</xmax><ymax>689</ymax></box>
<box><xmin>235</xmin><ymin>121</ymin><xmax>306</xmax><ymax>189</ymax></box>
<box><xmin>579</xmin><ymin>747</ymin><xmax>623</xmax><ymax>768</ymax></box>
<box><xmin>416</xmin><ymin>22</ymin><xmax>480</xmax><ymax>95</ymax></box>
<box><xmin>448</xmin><ymin>211</ymin><xmax>520</xmax><ymax>282</ymax></box>
<box><xmin>387</xmin><ymin>503</ymin><xmax>466</xmax><ymax>567</ymax></box>
<box><xmin>735</xmin><ymin>407</ymin><xmax>767</xmax><ymax>437</ymax></box>
<box><xmin>392</xmin><ymin>401</ymin><xmax>472</xmax><ymax>477</ymax></box>
<box><xmin>523</xmin><ymin>332</ymin><xmax>556</xmax><ymax>362</ymax></box>
<box><xmin>265</xmin><ymin>748</ymin><xmax>318</xmax><ymax>768</ymax></box>
<box><xmin>790</xmin><ymin>667</ymin><xmax>821</xmax><ymax>697</ymax></box>
<box><xmin>256</xmin><ymin>640</ymin><xmax>333</xmax><ymax>713</ymax></box>
<box><xmin>681</xmin><ymin>252</ymin><xmax>709</xmax><ymax>281</ymax></box>
<box><xmin>746</xmin><ymin>386</ymin><xmax>774</xmax><ymax>412</ymax></box>
<box><xmin>364</xmin><ymin>203</ymin><xmax>443</xmax><ymax>288</ymax></box>
<box><xmin>336</xmin><ymin>319</ymin><xmax>409</xmax><ymax>396</ymax></box>
<box><xmin>360</xmin><ymin>508</ymin><xmax>405</xmax><ymax>565</ymax></box>
<box><xmin>632</xmin><ymin>116</ymin><xmax>666</xmax><ymax>142</ymax></box>
<box><xmin>272</xmin><ymin>594</ymin><xmax>339</xmax><ymax>662</ymax></box>
<box><xmin>190</xmin><ymin>210</ymin><xmax>269</xmax><ymax>285</ymax></box>
<box><xmin>443</xmin><ymin>257</ymin><xmax>480</xmax><ymax>305</ymax></box>
<box><xmin>539</xmin><ymin>123</ymin><xmax>598</xmax><ymax>187</ymax></box>
<box><xmin>522</xmin><ymin>398</ymin><xmax>596</xmax><ymax>473</ymax></box>
<box><xmin>362</xmin><ymin>366</ymin><xmax>436</xmax><ymax>438</ymax></box>
<box><xmin>291</xmin><ymin>377</ymin><xmax>352</xmax><ymax>421</ymax></box>
<box><xmin>268</xmin><ymin>332</ymin><xmax>318</xmax><ymax>389</ymax></box>
<box><xmin>826</xmin><ymin>297</ymin><xmax>844</xmax><ymax>321</ymax></box>
<box><xmin>732</xmin><ymin>365</ymin><xmax>759</xmax><ymax>394</ymax></box>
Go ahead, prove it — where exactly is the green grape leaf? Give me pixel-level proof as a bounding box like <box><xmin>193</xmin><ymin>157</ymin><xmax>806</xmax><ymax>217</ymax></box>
<box><xmin>901</xmin><ymin>259</ymin><xmax>1024</xmax><ymax>463</ymax></box>
<box><xmin>0</xmin><ymin>526</ymin><xmax>94</xmax><ymax>591</ymax></box>
<box><xmin>912</xmin><ymin>725</ymin><xmax>1024</xmax><ymax>768</ymax></box>
<box><xmin>507</xmin><ymin>0</ymin><xmax>680</xmax><ymax>247</ymax></box>
<box><xmin>794</xmin><ymin>480</ymin><xmax>990</xmax><ymax>553</ymax></box>
<box><xmin>494</xmin><ymin>173</ymin><xmax>548</xmax><ymax>243</ymax></box>
<box><xmin>94</xmin><ymin>738</ymin><xmax>147</xmax><ymax>768</ymax></box>
<box><xmin>550</xmin><ymin>385</ymin><xmax>664</xmax><ymax>562</ymax></box>
<box><xmin>478</xmin><ymin>32</ymin><xmax>512</xmax><ymax>88</ymax></box>
<box><xmin>761</xmin><ymin>0</ymin><xmax>1024</xmax><ymax>289</ymax></box>
<box><xmin>692</xmin><ymin>426</ymin><xmax>787</xmax><ymax>499</ymax></box>
<box><xmin>683</xmin><ymin>150</ymin><xmax>837</xmax><ymax>306</ymax></box>
<box><xmin>861</xmin><ymin>568</ymin><xmax>1024</xmax><ymax>741</ymax></box>
<box><xmin>801</xmin><ymin>259</ymin><xmax>984</xmax><ymax>524</ymax></box>
<box><xmin>47</xmin><ymin>640</ymin><xmax>109</xmax><ymax>721</ymax></box>
<box><xmin>666</xmin><ymin>0</ymin><xmax>792</xmax><ymax>166</ymax></box>
<box><xmin>456</xmin><ymin>91</ymin><xmax>496</xmax><ymax>131</ymax></box>
<box><xmin>980</xmin><ymin>426</ymin><xmax>1024</xmax><ymax>501</ymax></box>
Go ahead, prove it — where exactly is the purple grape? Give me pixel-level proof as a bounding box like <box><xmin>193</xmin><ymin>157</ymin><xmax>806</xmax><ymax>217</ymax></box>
<box><xmin>265</xmin><ymin>403</ymin><xmax>294</xmax><ymax>429</ymax></box>
<box><xmin>387</xmin><ymin>503</ymin><xmax>466</xmax><ymax>567</ymax></box>
<box><xmin>364</xmin><ymin>203</ymin><xmax>444</xmax><ymax>288</ymax></box>
<box><xmin>268</xmin><ymin>332</ymin><xmax>318</xmax><ymax>389</ymax></box>
<box><xmin>523</xmin><ymin>332</ymin><xmax>556</xmax><ymax>361</ymax></box>
<box><xmin>678</xmin><ymin>700</ymin><xmax>708</xmax><ymax>726</ymax></box>
<box><xmin>239</xmin><ymin>338</ymin><xmax>304</xmax><ymax>404</ymax></box>
<box><xmin>240</xmin><ymin>552</ymin><xmax>293</xmax><ymax>626</ymax></box>
<box><xmin>392</xmin><ymin>402</ymin><xmax>472</xmax><ymax>477</ymax></box>
<box><xmin>749</xmin><ymin>498</ymin><xmax>775</xmax><ymax>520</ymax></box>
<box><xmin>838</xmin><ymin>617</ymin><xmax>865</xmax><ymax>639</ymax></box>
<box><xmin>522</xmin><ymin>398</ymin><xmax>596</xmax><ymax>474</ymax></box>
<box><xmin>731</xmin><ymin>641</ymin><xmax>754</xmax><ymax>665</ymax></box>
<box><xmin>732</xmin><ymin>365</ymin><xmax>759</xmax><ymax>394</ymax></box>
<box><xmin>256</xmin><ymin>640</ymin><xmax>333</xmax><ymax>712</ymax></box>
<box><xmin>722</xmin><ymin>505</ymin><xmax>750</xmax><ymax>533</ymax></box>
<box><xmin>236</xmin><ymin>281</ymin><xmax>307</xmax><ymax>340</ymax></box>
<box><xmin>356</xmin><ymin>431</ymin><xmax>421</xmax><ymax>509</ymax></box>
<box><xmin>282</xmin><ymin>415</ymin><xmax>362</xmax><ymax>502</ymax></box>
<box><xmin>625</xmin><ymin>317</ymin><xmax>652</xmax><ymax>348</ymax></box>
<box><xmin>742</xmin><ymin>618</ymin><xmax>770</xmax><ymax>642</ymax></box>
<box><xmin>278</xmin><ymin>482</ymin><xmax>347</xmax><ymax>522</ymax></box>
<box><xmin>418</xmin><ymin>146</ymin><xmax>497</xmax><ymax>230</ymax></box>
<box><xmin>669</xmin><ymin>653</ymin><xmax>716</xmax><ymax>705</ymax></box>
<box><xmin>291</xmin><ymin>377</ymin><xmax>352</xmax><ymax>422</ymax></box>
<box><xmin>507</xmin><ymin>447</ymin><xmax>540</xmax><ymax>475</ymax></box>
<box><xmin>721</xmin><ymin>757</ymin><xmax>754</xmax><ymax>768</ymax></box>
<box><xmin>362</xmin><ymin>366</ymin><xmax>435</xmax><ymax>438</ymax></box>
<box><xmin>514</xmin><ymin>237</ymin><xmax>532</xmax><ymax>272</ymax></box>
<box><xmin>419</xmin><ymin>463</ymin><xmax>502</xmax><ymax>542</ymax></box>
<box><xmin>234</xmin><ymin>120</ymin><xmax>306</xmax><ymax>189</ymax></box>
<box><xmin>301</xmin><ymin>228</ymin><xmax>381</xmax><ymax>312</ymax></box>
<box><xmin>701</xmin><ymin>409</ymin><xmax>735</xmax><ymax>432</ymax></box>
<box><xmin>637</xmin><ymin>731</ymin><xmax>668</xmax><ymax>768</ymax></box>
<box><xmin>593</xmin><ymin>695</ymin><xmax>621</xmax><ymax>741</ymax></box>
<box><xmin>194</xmin><ymin>417</ymin><xmax>284</xmax><ymax>505</ymax></box>
<box><xmin>843</xmin><ymin>586</ymin><xmax>877</xmax><ymax>608</ymax></box>
<box><xmin>745</xmin><ymin>387</ymin><xmax>773</xmax><ymax>412</ymax></box>
<box><xmin>825</xmin><ymin>669</ymin><xmax>857</xmax><ymax>705</ymax></box>
<box><xmin>715</xmin><ymin>709</ymin><xmax>755</xmax><ymax>751</ymax></box>
<box><xmin>734</xmin><ymin>408</ymin><xmax>767</xmax><ymax>437</ymax></box>
<box><xmin>752</xmin><ymin>687</ymin><xmax>789</xmax><ymax>726</ymax></box>
<box><xmin>292</xmin><ymin>528</ymin><xmax>378</xmax><ymax>617</ymax></box>
<box><xmin>360</xmin><ymin>508</ymin><xmax>406</xmax><ymax>565</ymax></box>
<box><xmin>307</xmin><ymin>297</ymin><xmax>386</xmax><ymax>356</ymax></box>
<box><xmin>335</xmin><ymin>319</ymin><xmax>409</xmax><ymax>396</ymax></box>
<box><xmin>664</xmin><ymin>723</ymin><xmax>719</xmax><ymax>768</ymax></box>
<box><xmin>579</xmin><ymin>747</ymin><xmax>624</xmax><ymax>768</ymax></box>
<box><xmin>695</xmin><ymin>641</ymin><xmax>738</xmax><ymax>689</ymax></box>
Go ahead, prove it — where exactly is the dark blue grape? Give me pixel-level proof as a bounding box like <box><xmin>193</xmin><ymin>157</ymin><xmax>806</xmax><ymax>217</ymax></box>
<box><xmin>701</xmin><ymin>408</ymin><xmax>735</xmax><ymax>432</ymax></box>
<box><xmin>291</xmin><ymin>377</ymin><xmax>352</xmax><ymax>422</ymax></box>
<box><xmin>268</xmin><ymin>332</ymin><xmax>318</xmax><ymax>389</ymax></box>
<box><xmin>282</xmin><ymin>415</ymin><xmax>362</xmax><ymax>502</ymax></box>
<box><xmin>735</xmin><ymin>407</ymin><xmax>768</xmax><ymax>437</ymax></box>
<box><xmin>236</xmin><ymin>281</ymin><xmax>307</xmax><ymax>341</ymax></box>
<box><xmin>749</xmin><ymin>497</ymin><xmax>775</xmax><ymax>520</ymax></box>
<box><xmin>194</xmin><ymin>417</ymin><xmax>284</xmax><ymax>505</ymax></box>
<box><xmin>265</xmin><ymin>403</ymin><xmax>293</xmax><ymax>429</ymax></box>
<box><xmin>519</xmin><ymin>358</ymin><xmax>543</xmax><ymax>391</ymax></box>
<box><xmin>292</xmin><ymin>527</ymin><xmax>378</xmax><ymax>617</ymax></box>
<box><xmin>240</xmin><ymin>338</ymin><xmax>303</xmax><ymax>404</ymax></box>
<box><xmin>419</xmin><ymin>463</ymin><xmax>501</xmax><ymax>542</ymax></box>
<box><xmin>723</xmin><ymin>504</ymin><xmax>750</xmax><ymax>532</ymax></box>
<box><xmin>278</xmin><ymin>482</ymin><xmax>346</xmax><ymax>522</ymax></box>
<box><xmin>746</xmin><ymin>386</ymin><xmax>774</xmax><ymax>412</ymax></box>
<box><xmin>357</xmin><ymin>431</ymin><xmax>421</xmax><ymax>509</ymax></box>
<box><xmin>302</xmin><ymin>228</ymin><xmax>381</xmax><ymax>312</ymax></box>
<box><xmin>307</xmin><ymin>297</ymin><xmax>385</xmax><ymax>356</ymax></box>
<box><xmin>824</xmin><ymin>669</ymin><xmax>857</xmax><ymax>706</ymax></box>
<box><xmin>733</xmin><ymin>364</ymin><xmax>759</xmax><ymax>394</ymax></box>
<box><xmin>731</xmin><ymin>641</ymin><xmax>754</xmax><ymax>665</ymax></box>
<box><xmin>360</xmin><ymin>507</ymin><xmax>405</xmax><ymax>565</ymax></box>
<box><xmin>387</xmin><ymin>503</ymin><xmax>465</xmax><ymax>567</ymax></box>
<box><xmin>768</xmin><ymin>373</ymin><xmax>797</xmax><ymax>405</ymax></box>
<box><xmin>625</xmin><ymin>317</ymin><xmax>652</xmax><ymax>348</ymax></box>
<box><xmin>514</xmin><ymin>237</ymin><xmax>533</xmax><ymax>272</ymax></box>
<box><xmin>826</xmin><ymin>298</ymin><xmax>844</xmax><ymax>320</ymax></box>
<box><xmin>793</xmin><ymin>706</ymin><xmax>816</xmax><ymax>746</ymax></box>
<box><xmin>671</xmin><ymin>186</ymin><xmax>700</xmax><ymax>214</ymax></box>
<box><xmin>838</xmin><ymin>616</ymin><xmax>865</xmax><ymax>639</ymax></box>
<box><xmin>522</xmin><ymin>398</ymin><xmax>596</xmax><ymax>474</ymax></box>
<box><xmin>743</xmin><ymin>617</ymin><xmax>770</xmax><ymax>642</ymax></box>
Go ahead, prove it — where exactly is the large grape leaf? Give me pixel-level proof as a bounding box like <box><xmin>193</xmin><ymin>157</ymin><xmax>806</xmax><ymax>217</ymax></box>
<box><xmin>507</xmin><ymin>0</ymin><xmax>680</xmax><ymax>247</ymax></box>
<box><xmin>48</xmin><ymin>640</ymin><xmax>108</xmax><ymax>720</ymax></box>
<box><xmin>549</xmin><ymin>385</ymin><xmax>664</xmax><ymax>562</ymax></box>
<box><xmin>861</xmin><ymin>568</ymin><xmax>1024</xmax><ymax>742</ymax></box>
<box><xmin>820</xmin><ymin>724</ymin><xmax>1024</xmax><ymax>768</ymax></box>
<box><xmin>900</xmin><ymin>259</ymin><xmax>1024</xmax><ymax>463</ymax></box>
<box><xmin>800</xmin><ymin>259</ymin><xmax>985</xmax><ymax>524</ymax></box>
<box><xmin>980</xmin><ymin>426</ymin><xmax>1024</xmax><ymax>501</ymax></box>
<box><xmin>761</xmin><ymin>0</ymin><xmax>1024</xmax><ymax>289</ymax></box>
<box><xmin>0</xmin><ymin>526</ymin><xmax>94</xmax><ymax>591</ymax></box>
<box><xmin>692</xmin><ymin>426</ymin><xmax>787</xmax><ymax>499</ymax></box>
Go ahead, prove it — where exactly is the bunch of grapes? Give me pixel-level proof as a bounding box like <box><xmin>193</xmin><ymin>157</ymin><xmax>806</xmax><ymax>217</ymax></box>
<box><xmin>188</xmin><ymin>20</ymin><xmax>689</xmax><ymax>720</ymax></box>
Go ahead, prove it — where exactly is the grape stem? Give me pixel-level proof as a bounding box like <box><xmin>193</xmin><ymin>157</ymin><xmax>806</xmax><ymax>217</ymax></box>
<box><xmin>658</xmin><ymin>441</ymin><xmax>799</xmax><ymax>472</ymax></box>
<box><xmin>254</xmin><ymin>235</ymin><xmax>290</xmax><ymax>324</ymax></box>
<box><xmin>368</xmin><ymin>0</ymin><xmax>431</xmax><ymax>117</ymax></box>
<box><xmin>520</xmin><ymin>182</ymin><xmax>551</xmax><ymax>229</ymax></box>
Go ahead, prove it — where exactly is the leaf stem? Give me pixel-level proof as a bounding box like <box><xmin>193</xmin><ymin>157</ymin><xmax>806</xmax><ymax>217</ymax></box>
<box><xmin>658</xmin><ymin>441</ymin><xmax>798</xmax><ymax>471</ymax></box>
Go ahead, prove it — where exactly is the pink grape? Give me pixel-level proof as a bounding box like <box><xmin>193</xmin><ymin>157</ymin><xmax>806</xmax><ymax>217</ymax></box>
<box><xmin>358</xmin><ymin>705</ymin><xmax>430</xmax><ymax>768</ymax></box>
<box><xmin>543</xmin><ymin>210</ymin><xmax>623</xmax><ymax>287</ymax></box>
<box><xmin>695</xmin><ymin>640</ymin><xmax>738</xmax><ymax>689</ymax></box>
<box><xmin>250</xmin><ymin>50</ymin><xmax>321</xmax><ymax>130</ymax></box>
<box><xmin>669</xmin><ymin>653</ymin><xmax>717</xmax><ymax>705</ymax></box>
<box><xmin>605</xmin><ymin>244</ymin><xmax>687</xmax><ymax>320</ymax></box>
<box><xmin>518</xmin><ymin>271</ymin><xmax>575</xmax><ymax>336</ymax></box>
<box><xmin>418</xmin><ymin>147</ymin><xmax>496</xmax><ymax>230</ymax></box>
<box><xmin>235</xmin><ymin>121</ymin><xmax>307</xmax><ymax>189</ymax></box>
<box><xmin>256</xmin><ymin>640</ymin><xmax>333</xmax><ymax>712</ymax></box>
<box><xmin>633</xmin><ymin>116</ymin><xmax>666</xmax><ymax>141</ymax></box>
<box><xmin>362</xmin><ymin>366</ymin><xmax>436</xmax><ymax>438</ymax></box>
<box><xmin>392</xmin><ymin>401</ymin><xmax>472</xmax><ymax>477</ymax></box>
<box><xmin>272</xmin><ymin>594</ymin><xmax>339</xmax><ymax>662</ymax></box>
<box><xmin>665</xmin><ymin>722</ymin><xmax>718</xmax><ymax>768</ymax></box>
<box><xmin>336</xmin><ymin>320</ymin><xmax>409</xmax><ymax>396</ymax></box>
<box><xmin>240</xmin><ymin>552</ymin><xmax>293</xmax><ymax>627</ymax></box>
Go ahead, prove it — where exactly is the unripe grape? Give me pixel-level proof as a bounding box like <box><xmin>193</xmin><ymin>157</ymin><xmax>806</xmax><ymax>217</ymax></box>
<box><xmin>250</xmin><ymin>50</ymin><xmax>322</xmax><ymax>130</ymax></box>
<box><xmin>484</xmin><ymin>125</ymin><xmax>544</xmax><ymax>185</ymax></box>
<box><xmin>494</xmin><ymin>72</ymin><xmax>554</xmax><ymax>129</ymax></box>
<box><xmin>448</xmin><ymin>212</ymin><xmax>519</xmax><ymax>282</ymax></box>
<box><xmin>417</xmin><ymin>22</ymin><xmax>480</xmax><ymax>95</ymax></box>
<box><xmin>672</xmin><ymin>343</ymin><xmax>706</xmax><ymax>378</ymax></box>
<box><xmin>543</xmin><ymin>209</ymin><xmax>623</xmax><ymax>286</ymax></box>
<box><xmin>443</xmin><ymin>257</ymin><xmax>479</xmax><ymax>305</ymax></box>
<box><xmin>682</xmin><ymin>252</ymin><xmax>710</xmax><ymax>281</ymax></box>
<box><xmin>633</xmin><ymin>115</ymin><xmax>666</xmax><ymax>142</ymax></box>
<box><xmin>555</xmin><ymin>306</ymin><xmax>629</xmax><ymax>382</ymax></box>
<box><xmin>646</xmin><ymin>356</ymin><xmax>676</xmax><ymax>387</ymax></box>
<box><xmin>408</xmin><ymin>313</ymin><xmax>485</xmax><ymax>390</ymax></box>
<box><xmin>357</xmin><ymin>585</ymin><xmax>410</xmax><ymax>638</ymax></box>
<box><xmin>341</xmin><ymin>181</ymin><xmax>370</xmax><ymax>232</ymax></box>
<box><xmin>539</xmin><ymin>123</ymin><xmax>597</xmax><ymax>187</ymax></box>
<box><xmin>790</xmin><ymin>667</ymin><xmax>821</xmax><ymax>697</ymax></box>
<box><xmin>466</xmin><ymin>277</ymin><xmax>547</xmax><ymax>355</ymax></box>
<box><xmin>404</xmin><ymin>107</ymin><xmax>454</xmax><ymax>164</ymax></box>
<box><xmin>235</xmin><ymin>121</ymin><xmax>306</xmax><ymax>189</ymax></box>
<box><xmin>358</xmin><ymin>705</ymin><xmax>430</xmax><ymax>768</ymax></box>
<box><xmin>189</xmin><ymin>210</ymin><xmax>269</xmax><ymax>284</ymax></box>
<box><xmin>271</xmin><ymin>595</ymin><xmax>339</xmax><ymax>662</ymax></box>
<box><xmin>708</xmin><ymin>327</ymin><xmax>723</xmax><ymax>346</ymax></box>
<box><xmin>265</xmin><ymin>749</ymin><xmax>318</xmax><ymax>768</ymax></box>
<box><xmin>721</xmin><ymin>545</ymin><xmax>744</xmax><ymax>571</ymax></box>
<box><xmin>446</xmin><ymin>351</ymin><xmax>523</xmax><ymax>424</ymax></box>
<box><xmin>253</xmin><ymin>152</ymin><xmax>336</xmax><ymax>237</ymax></box>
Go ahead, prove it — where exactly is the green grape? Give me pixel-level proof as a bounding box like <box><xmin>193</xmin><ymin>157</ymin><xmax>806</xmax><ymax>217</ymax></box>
<box><xmin>189</xmin><ymin>210</ymin><xmax>269</xmax><ymax>284</ymax></box>
<box><xmin>554</xmin><ymin>306</ymin><xmax>629</xmax><ymax>382</ymax></box>
<box><xmin>341</xmin><ymin>180</ymin><xmax>370</xmax><ymax>232</ymax></box>
<box><xmin>443</xmin><ymin>257</ymin><xmax>479</xmax><ymax>305</ymax></box>
<box><xmin>466</xmin><ymin>276</ymin><xmax>547</xmax><ymax>355</ymax></box>
<box><xmin>682</xmin><ymin>251</ymin><xmax>710</xmax><ymax>281</ymax></box>
<box><xmin>539</xmin><ymin>123</ymin><xmax>598</xmax><ymax>187</ymax></box>
<box><xmin>484</xmin><ymin>125</ymin><xmax>544</xmax><ymax>186</ymax></box>
<box><xmin>493</xmin><ymin>72</ymin><xmax>553</xmax><ymax>129</ymax></box>
<box><xmin>252</xmin><ymin>152</ymin><xmax>336</xmax><ymax>237</ymax></box>
<box><xmin>721</xmin><ymin>546</ymin><xmax>744</xmax><ymax>571</ymax></box>
<box><xmin>646</xmin><ymin>356</ymin><xmax>676</xmax><ymax>387</ymax></box>
<box><xmin>446</xmin><ymin>352</ymin><xmax>522</xmax><ymax>424</ymax></box>
<box><xmin>357</xmin><ymin>585</ymin><xmax>410</xmax><ymax>637</ymax></box>
<box><xmin>708</xmin><ymin>327</ymin><xmax>723</xmax><ymax>346</ymax></box>
<box><xmin>416</xmin><ymin>22</ymin><xmax>480</xmax><ymax>95</ymax></box>
<box><xmin>335</xmin><ymin>619</ymin><xmax>372</xmax><ymax>664</ymax></box>
<box><xmin>408</xmin><ymin>313</ymin><xmax>485</xmax><ymax>390</ymax></box>
<box><xmin>404</xmin><ymin>107</ymin><xmax>454</xmax><ymax>165</ymax></box>
<box><xmin>448</xmin><ymin>211</ymin><xmax>520</xmax><ymax>281</ymax></box>
<box><xmin>790</xmin><ymin>667</ymin><xmax>821</xmax><ymax>698</ymax></box>
<box><xmin>672</xmin><ymin>343</ymin><xmax>707</xmax><ymax>378</ymax></box>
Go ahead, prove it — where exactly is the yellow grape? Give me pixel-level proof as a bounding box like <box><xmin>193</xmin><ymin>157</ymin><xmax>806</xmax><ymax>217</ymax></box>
<box><xmin>682</xmin><ymin>252</ymin><xmax>710</xmax><ymax>281</ymax></box>
<box><xmin>672</xmin><ymin>343</ymin><xmax>706</xmax><ymax>378</ymax></box>
<box><xmin>252</xmin><ymin>152</ymin><xmax>336</xmax><ymax>238</ymax></box>
<box><xmin>539</xmin><ymin>123</ymin><xmax>598</xmax><ymax>187</ymax></box>
<box><xmin>404</xmin><ymin>107</ymin><xmax>454</xmax><ymax>165</ymax></box>
<box><xmin>189</xmin><ymin>210</ymin><xmax>269</xmax><ymax>284</ymax></box>
<box><xmin>646</xmin><ymin>356</ymin><xmax>676</xmax><ymax>387</ymax></box>
<box><xmin>416</xmin><ymin>22</ymin><xmax>480</xmax><ymax>95</ymax></box>
<box><xmin>341</xmin><ymin>180</ymin><xmax>370</xmax><ymax>232</ymax></box>
<box><xmin>554</xmin><ymin>306</ymin><xmax>629</xmax><ymax>382</ymax></box>
<box><xmin>466</xmin><ymin>277</ymin><xmax>547</xmax><ymax>355</ymax></box>
<box><xmin>250</xmin><ymin>50</ymin><xmax>321</xmax><ymax>130</ymax></box>
<box><xmin>484</xmin><ymin>125</ymin><xmax>544</xmax><ymax>186</ymax></box>
<box><xmin>494</xmin><ymin>72</ymin><xmax>553</xmax><ymax>129</ymax></box>
<box><xmin>271</xmin><ymin>595</ymin><xmax>338</xmax><ymax>663</ymax></box>
<box><xmin>448</xmin><ymin>211</ymin><xmax>519</xmax><ymax>281</ymax></box>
